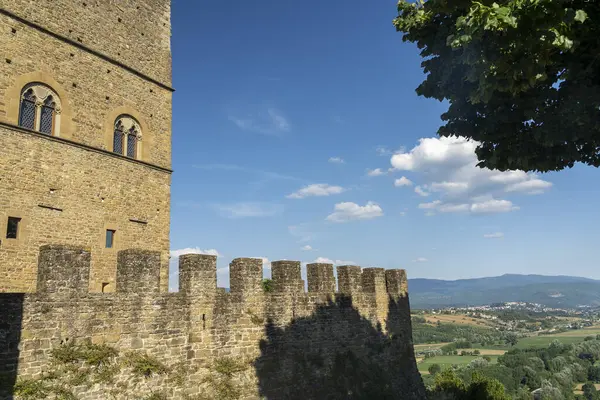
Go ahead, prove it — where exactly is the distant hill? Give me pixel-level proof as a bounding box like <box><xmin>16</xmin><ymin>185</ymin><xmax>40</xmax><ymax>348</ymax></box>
<box><xmin>408</xmin><ymin>274</ymin><xmax>600</xmax><ymax>309</ymax></box>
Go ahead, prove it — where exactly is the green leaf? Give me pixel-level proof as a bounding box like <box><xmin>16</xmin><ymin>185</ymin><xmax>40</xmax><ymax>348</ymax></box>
<box><xmin>393</xmin><ymin>0</ymin><xmax>600</xmax><ymax>172</ymax></box>
<box><xmin>574</xmin><ymin>9</ymin><xmax>588</xmax><ymax>23</ymax></box>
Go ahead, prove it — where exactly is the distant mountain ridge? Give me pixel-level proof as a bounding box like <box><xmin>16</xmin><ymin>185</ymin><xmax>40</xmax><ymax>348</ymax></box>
<box><xmin>408</xmin><ymin>274</ymin><xmax>600</xmax><ymax>309</ymax></box>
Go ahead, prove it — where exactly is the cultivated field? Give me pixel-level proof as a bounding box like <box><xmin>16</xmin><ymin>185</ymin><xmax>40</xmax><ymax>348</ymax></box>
<box><xmin>550</xmin><ymin>327</ymin><xmax>600</xmax><ymax>337</ymax></box>
<box><xmin>415</xmin><ymin>326</ymin><xmax>600</xmax><ymax>375</ymax></box>
<box><xmin>423</xmin><ymin>314</ymin><xmax>494</xmax><ymax>327</ymax></box>
<box><xmin>514</xmin><ymin>327</ymin><xmax>600</xmax><ymax>349</ymax></box>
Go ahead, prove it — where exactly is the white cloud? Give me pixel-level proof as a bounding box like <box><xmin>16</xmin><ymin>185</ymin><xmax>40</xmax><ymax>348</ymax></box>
<box><xmin>418</xmin><ymin>200</ymin><xmax>441</xmax><ymax>210</ymax></box>
<box><xmin>418</xmin><ymin>197</ymin><xmax>518</xmax><ymax>215</ymax></box>
<box><xmin>390</xmin><ymin>136</ymin><xmax>552</xmax><ymax>214</ymax></box>
<box><xmin>391</xmin><ymin>136</ymin><xmax>477</xmax><ymax>171</ymax></box>
<box><xmin>326</xmin><ymin>201</ymin><xmax>383</xmax><ymax>223</ymax></box>
<box><xmin>377</xmin><ymin>146</ymin><xmax>405</xmax><ymax>157</ymax></box>
<box><xmin>313</xmin><ymin>257</ymin><xmax>356</xmax><ymax>265</ymax></box>
<box><xmin>376</xmin><ymin>146</ymin><xmax>392</xmax><ymax>156</ymax></box>
<box><xmin>471</xmin><ymin>198</ymin><xmax>519</xmax><ymax>214</ymax></box>
<box><xmin>301</xmin><ymin>245</ymin><xmax>313</xmax><ymax>251</ymax></box>
<box><xmin>394</xmin><ymin>176</ymin><xmax>413</xmax><ymax>187</ymax></box>
<box><xmin>505</xmin><ymin>179</ymin><xmax>553</xmax><ymax>194</ymax></box>
<box><xmin>429</xmin><ymin>181</ymin><xmax>469</xmax><ymax>193</ymax></box>
<box><xmin>413</xmin><ymin>257</ymin><xmax>428</xmax><ymax>263</ymax></box>
<box><xmin>170</xmin><ymin>248</ymin><xmax>221</xmax><ymax>258</ymax></box>
<box><xmin>367</xmin><ymin>168</ymin><xmax>385</xmax><ymax>177</ymax></box>
<box><xmin>213</xmin><ymin>202</ymin><xmax>283</xmax><ymax>218</ymax></box>
<box><xmin>287</xmin><ymin>183</ymin><xmax>345</xmax><ymax>199</ymax></box>
<box><xmin>414</xmin><ymin>186</ymin><xmax>430</xmax><ymax>197</ymax></box>
<box><xmin>228</xmin><ymin>108</ymin><xmax>290</xmax><ymax>136</ymax></box>
<box><xmin>269</xmin><ymin>109</ymin><xmax>290</xmax><ymax>132</ymax></box>
<box><xmin>438</xmin><ymin>203</ymin><xmax>470</xmax><ymax>213</ymax></box>
<box><xmin>483</xmin><ymin>232</ymin><xmax>504</xmax><ymax>238</ymax></box>
<box><xmin>328</xmin><ymin>157</ymin><xmax>345</xmax><ymax>164</ymax></box>
<box><xmin>399</xmin><ymin>211</ymin><xmax>406</xmax><ymax>216</ymax></box>
<box><xmin>488</xmin><ymin>171</ymin><xmax>528</xmax><ymax>184</ymax></box>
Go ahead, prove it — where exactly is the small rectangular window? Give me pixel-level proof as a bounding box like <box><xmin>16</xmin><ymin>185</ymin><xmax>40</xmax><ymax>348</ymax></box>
<box><xmin>6</xmin><ymin>217</ymin><xmax>21</xmax><ymax>239</ymax></box>
<box><xmin>106</xmin><ymin>229</ymin><xmax>115</xmax><ymax>248</ymax></box>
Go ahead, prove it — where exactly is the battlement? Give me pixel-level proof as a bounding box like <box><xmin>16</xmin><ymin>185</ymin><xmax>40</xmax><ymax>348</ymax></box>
<box><xmin>29</xmin><ymin>246</ymin><xmax>409</xmax><ymax>300</ymax></box>
<box><xmin>0</xmin><ymin>245</ymin><xmax>423</xmax><ymax>399</ymax></box>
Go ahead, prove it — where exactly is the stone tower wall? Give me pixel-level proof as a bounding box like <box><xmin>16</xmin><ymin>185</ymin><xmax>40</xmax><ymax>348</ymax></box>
<box><xmin>0</xmin><ymin>128</ymin><xmax>171</xmax><ymax>293</ymax></box>
<box><xmin>0</xmin><ymin>11</ymin><xmax>173</xmax><ymax>168</ymax></box>
<box><xmin>0</xmin><ymin>1</ymin><xmax>172</xmax><ymax>292</ymax></box>
<box><xmin>0</xmin><ymin>245</ymin><xmax>426</xmax><ymax>399</ymax></box>
<box><xmin>1</xmin><ymin>0</ymin><xmax>172</xmax><ymax>86</ymax></box>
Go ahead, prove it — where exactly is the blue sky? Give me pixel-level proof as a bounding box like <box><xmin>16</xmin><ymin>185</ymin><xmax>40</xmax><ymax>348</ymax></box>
<box><xmin>168</xmin><ymin>0</ymin><xmax>600</xmax><ymax>289</ymax></box>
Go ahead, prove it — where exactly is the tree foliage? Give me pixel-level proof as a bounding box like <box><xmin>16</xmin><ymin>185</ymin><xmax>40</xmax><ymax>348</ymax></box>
<box><xmin>428</xmin><ymin>369</ymin><xmax>510</xmax><ymax>400</ymax></box>
<box><xmin>428</xmin><ymin>363</ymin><xmax>442</xmax><ymax>376</ymax></box>
<box><xmin>393</xmin><ymin>0</ymin><xmax>600</xmax><ymax>172</ymax></box>
<box><xmin>262</xmin><ymin>278</ymin><xmax>273</xmax><ymax>293</ymax></box>
<box><xmin>505</xmin><ymin>333</ymin><xmax>519</xmax><ymax>347</ymax></box>
<box><xmin>427</xmin><ymin>337</ymin><xmax>600</xmax><ymax>398</ymax></box>
<box><xmin>583</xmin><ymin>382</ymin><xmax>598</xmax><ymax>400</ymax></box>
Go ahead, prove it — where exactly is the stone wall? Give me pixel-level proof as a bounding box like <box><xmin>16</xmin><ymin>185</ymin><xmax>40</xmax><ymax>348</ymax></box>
<box><xmin>0</xmin><ymin>1</ymin><xmax>173</xmax><ymax>292</ymax></box>
<box><xmin>0</xmin><ymin>11</ymin><xmax>173</xmax><ymax>169</ymax></box>
<box><xmin>0</xmin><ymin>245</ymin><xmax>426</xmax><ymax>399</ymax></box>
<box><xmin>1</xmin><ymin>0</ymin><xmax>172</xmax><ymax>87</ymax></box>
<box><xmin>0</xmin><ymin>127</ymin><xmax>171</xmax><ymax>293</ymax></box>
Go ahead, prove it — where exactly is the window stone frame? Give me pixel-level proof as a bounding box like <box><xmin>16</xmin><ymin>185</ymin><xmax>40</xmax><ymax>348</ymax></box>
<box><xmin>18</xmin><ymin>83</ymin><xmax>62</xmax><ymax>136</ymax></box>
<box><xmin>103</xmin><ymin>106</ymin><xmax>151</xmax><ymax>162</ymax></box>
<box><xmin>2</xmin><ymin>71</ymin><xmax>74</xmax><ymax>140</ymax></box>
<box><xmin>113</xmin><ymin>114</ymin><xmax>142</xmax><ymax>159</ymax></box>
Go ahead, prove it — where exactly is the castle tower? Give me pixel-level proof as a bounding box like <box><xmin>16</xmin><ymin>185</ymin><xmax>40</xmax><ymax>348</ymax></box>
<box><xmin>0</xmin><ymin>1</ymin><xmax>173</xmax><ymax>292</ymax></box>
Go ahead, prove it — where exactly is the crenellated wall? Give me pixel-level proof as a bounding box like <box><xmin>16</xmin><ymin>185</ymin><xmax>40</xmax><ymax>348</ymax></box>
<box><xmin>0</xmin><ymin>245</ymin><xmax>425</xmax><ymax>399</ymax></box>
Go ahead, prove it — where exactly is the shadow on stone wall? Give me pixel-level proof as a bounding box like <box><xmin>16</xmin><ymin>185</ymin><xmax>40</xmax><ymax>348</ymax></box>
<box><xmin>0</xmin><ymin>294</ymin><xmax>24</xmax><ymax>399</ymax></box>
<box><xmin>254</xmin><ymin>295</ymin><xmax>425</xmax><ymax>400</ymax></box>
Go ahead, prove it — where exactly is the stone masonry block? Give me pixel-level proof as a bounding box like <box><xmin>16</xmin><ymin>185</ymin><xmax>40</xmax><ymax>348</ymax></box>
<box><xmin>306</xmin><ymin>263</ymin><xmax>335</xmax><ymax>293</ymax></box>
<box><xmin>36</xmin><ymin>245</ymin><xmax>91</xmax><ymax>295</ymax></box>
<box><xmin>386</xmin><ymin>269</ymin><xmax>408</xmax><ymax>297</ymax></box>
<box><xmin>179</xmin><ymin>254</ymin><xmax>217</xmax><ymax>296</ymax></box>
<box><xmin>116</xmin><ymin>249</ymin><xmax>161</xmax><ymax>294</ymax></box>
<box><xmin>361</xmin><ymin>268</ymin><xmax>386</xmax><ymax>294</ymax></box>
<box><xmin>229</xmin><ymin>258</ymin><xmax>263</xmax><ymax>295</ymax></box>
<box><xmin>271</xmin><ymin>261</ymin><xmax>303</xmax><ymax>293</ymax></box>
<box><xmin>337</xmin><ymin>265</ymin><xmax>362</xmax><ymax>294</ymax></box>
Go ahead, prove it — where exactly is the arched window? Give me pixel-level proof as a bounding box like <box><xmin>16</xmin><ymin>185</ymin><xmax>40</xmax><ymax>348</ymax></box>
<box><xmin>18</xmin><ymin>84</ymin><xmax>61</xmax><ymax>136</ymax></box>
<box><xmin>18</xmin><ymin>89</ymin><xmax>36</xmax><ymax>130</ymax></box>
<box><xmin>113</xmin><ymin>120</ymin><xmax>124</xmax><ymax>155</ymax></box>
<box><xmin>113</xmin><ymin>115</ymin><xmax>141</xmax><ymax>159</ymax></box>
<box><xmin>40</xmin><ymin>96</ymin><xmax>56</xmax><ymax>135</ymax></box>
<box><xmin>126</xmin><ymin>126</ymin><xmax>138</xmax><ymax>158</ymax></box>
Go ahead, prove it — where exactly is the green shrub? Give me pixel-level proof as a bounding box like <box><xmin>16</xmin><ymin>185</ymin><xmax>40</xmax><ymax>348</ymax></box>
<box><xmin>428</xmin><ymin>363</ymin><xmax>442</xmax><ymax>376</ymax></box>
<box><xmin>214</xmin><ymin>357</ymin><xmax>248</xmax><ymax>377</ymax></box>
<box><xmin>261</xmin><ymin>279</ymin><xmax>273</xmax><ymax>293</ymax></box>
<box><xmin>50</xmin><ymin>341</ymin><xmax>117</xmax><ymax>367</ymax></box>
<box><xmin>125</xmin><ymin>352</ymin><xmax>168</xmax><ymax>378</ymax></box>
<box><xmin>13</xmin><ymin>379</ymin><xmax>49</xmax><ymax>399</ymax></box>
